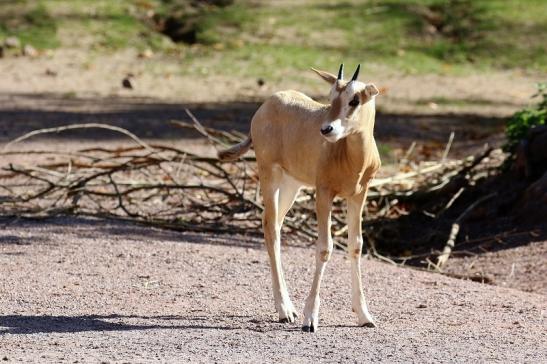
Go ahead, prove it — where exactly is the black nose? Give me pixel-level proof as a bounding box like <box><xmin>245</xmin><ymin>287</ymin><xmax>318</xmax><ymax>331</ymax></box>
<box><xmin>321</xmin><ymin>125</ymin><xmax>333</xmax><ymax>135</ymax></box>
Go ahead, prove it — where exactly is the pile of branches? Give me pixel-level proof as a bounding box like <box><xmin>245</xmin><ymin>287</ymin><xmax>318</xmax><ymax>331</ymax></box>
<box><xmin>0</xmin><ymin>112</ymin><xmax>504</xmax><ymax>268</ymax></box>
<box><xmin>0</xmin><ymin>119</ymin><xmax>268</xmax><ymax>237</ymax></box>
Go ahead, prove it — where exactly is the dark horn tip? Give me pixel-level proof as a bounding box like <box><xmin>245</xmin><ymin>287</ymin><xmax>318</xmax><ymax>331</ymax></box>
<box><xmin>351</xmin><ymin>64</ymin><xmax>361</xmax><ymax>81</ymax></box>
<box><xmin>337</xmin><ymin>63</ymin><xmax>344</xmax><ymax>80</ymax></box>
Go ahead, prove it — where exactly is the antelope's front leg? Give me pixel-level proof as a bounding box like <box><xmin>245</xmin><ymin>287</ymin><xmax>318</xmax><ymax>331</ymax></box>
<box><xmin>347</xmin><ymin>191</ymin><xmax>376</xmax><ymax>327</ymax></box>
<box><xmin>302</xmin><ymin>188</ymin><xmax>334</xmax><ymax>333</ymax></box>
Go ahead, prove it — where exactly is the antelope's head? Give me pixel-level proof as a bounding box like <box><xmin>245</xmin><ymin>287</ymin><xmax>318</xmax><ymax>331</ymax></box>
<box><xmin>312</xmin><ymin>64</ymin><xmax>379</xmax><ymax>143</ymax></box>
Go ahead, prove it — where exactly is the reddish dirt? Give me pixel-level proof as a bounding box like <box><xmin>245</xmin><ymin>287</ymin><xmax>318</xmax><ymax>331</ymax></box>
<box><xmin>0</xmin><ymin>217</ymin><xmax>546</xmax><ymax>363</ymax></box>
<box><xmin>445</xmin><ymin>240</ymin><xmax>547</xmax><ymax>295</ymax></box>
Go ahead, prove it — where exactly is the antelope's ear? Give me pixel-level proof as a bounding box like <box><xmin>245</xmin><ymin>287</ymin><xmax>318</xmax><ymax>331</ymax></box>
<box><xmin>311</xmin><ymin>68</ymin><xmax>338</xmax><ymax>84</ymax></box>
<box><xmin>363</xmin><ymin>83</ymin><xmax>380</xmax><ymax>100</ymax></box>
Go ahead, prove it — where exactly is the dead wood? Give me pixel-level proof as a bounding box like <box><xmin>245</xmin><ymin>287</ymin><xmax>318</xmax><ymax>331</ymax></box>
<box><xmin>0</xmin><ymin>117</ymin><xmax>508</xmax><ymax>274</ymax></box>
<box><xmin>436</xmin><ymin>192</ymin><xmax>497</xmax><ymax>269</ymax></box>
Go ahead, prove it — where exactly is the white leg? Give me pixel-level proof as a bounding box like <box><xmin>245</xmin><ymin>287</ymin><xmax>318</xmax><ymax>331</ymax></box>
<box><xmin>276</xmin><ymin>174</ymin><xmax>302</xmax><ymax>321</ymax></box>
<box><xmin>347</xmin><ymin>191</ymin><xmax>375</xmax><ymax>327</ymax></box>
<box><xmin>260</xmin><ymin>167</ymin><xmax>300</xmax><ymax>323</ymax></box>
<box><xmin>302</xmin><ymin>188</ymin><xmax>334</xmax><ymax>332</ymax></box>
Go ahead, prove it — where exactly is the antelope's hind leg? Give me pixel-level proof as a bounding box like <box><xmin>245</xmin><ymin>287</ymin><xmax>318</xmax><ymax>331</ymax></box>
<box><xmin>260</xmin><ymin>166</ymin><xmax>301</xmax><ymax>323</ymax></box>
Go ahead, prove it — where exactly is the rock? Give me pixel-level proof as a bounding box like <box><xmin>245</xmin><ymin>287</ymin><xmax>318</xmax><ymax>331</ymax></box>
<box><xmin>212</xmin><ymin>43</ymin><xmax>224</xmax><ymax>50</ymax></box>
<box><xmin>513</xmin><ymin>125</ymin><xmax>547</xmax><ymax>179</ymax></box>
<box><xmin>526</xmin><ymin>126</ymin><xmax>547</xmax><ymax>177</ymax></box>
<box><xmin>45</xmin><ymin>68</ymin><xmax>57</xmax><ymax>77</ymax></box>
<box><xmin>4</xmin><ymin>36</ymin><xmax>20</xmax><ymax>48</ymax></box>
<box><xmin>514</xmin><ymin>171</ymin><xmax>547</xmax><ymax>225</ymax></box>
<box><xmin>138</xmin><ymin>48</ymin><xmax>154</xmax><ymax>59</ymax></box>
<box><xmin>23</xmin><ymin>44</ymin><xmax>38</xmax><ymax>57</ymax></box>
<box><xmin>122</xmin><ymin>74</ymin><xmax>134</xmax><ymax>89</ymax></box>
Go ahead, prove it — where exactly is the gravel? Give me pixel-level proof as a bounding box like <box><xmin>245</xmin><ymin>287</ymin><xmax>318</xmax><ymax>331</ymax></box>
<box><xmin>1</xmin><ymin>217</ymin><xmax>545</xmax><ymax>363</ymax></box>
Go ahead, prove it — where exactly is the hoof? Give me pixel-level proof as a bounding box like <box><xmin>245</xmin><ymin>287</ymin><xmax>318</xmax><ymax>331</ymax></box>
<box><xmin>278</xmin><ymin>311</ymin><xmax>297</xmax><ymax>324</ymax></box>
<box><xmin>301</xmin><ymin>324</ymin><xmax>315</xmax><ymax>333</ymax></box>
<box><xmin>361</xmin><ymin>322</ymin><xmax>376</xmax><ymax>328</ymax></box>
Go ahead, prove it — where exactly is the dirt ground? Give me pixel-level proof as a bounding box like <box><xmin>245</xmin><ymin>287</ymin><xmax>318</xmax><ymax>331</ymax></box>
<box><xmin>0</xmin><ymin>217</ymin><xmax>545</xmax><ymax>363</ymax></box>
<box><xmin>1</xmin><ymin>48</ymin><xmax>537</xmax><ymax>158</ymax></box>
<box><xmin>0</xmin><ymin>49</ymin><xmax>541</xmax><ymax>116</ymax></box>
<box><xmin>1</xmin><ymin>50</ymin><xmax>546</xmax><ymax>362</ymax></box>
<box><xmin>445</xmin><ymin>240</ymin><xmax>547</xmax><ymax>295</ymax></box>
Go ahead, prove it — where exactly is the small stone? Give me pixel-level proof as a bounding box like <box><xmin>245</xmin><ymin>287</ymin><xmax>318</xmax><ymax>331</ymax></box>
<box><xmin>417</xmin><ymin>303</ymin><xmax>427</xmax><ymax>308</ymax></box>
<box><xmin>23</xmin><ymin>44</ymin><xmax>38</xmax><ymax>57</ymax></box>
<box><xmin>2</xmin><ymin>356</ymin><xmax>8</xmax><ymax>361</ymax></box>
<box><xmin>45</xmin><ymin>68</ymin><xmax>57</xmax><ymax>77</ymax></box>
<box><xmin>122</xmin><ymin>76</ymin><xmax>134</xmax><ymax>89</ymax></box>
<box><xmin>212</xmin><ymin>43</ymin><xmax>224</xmax><ymax>50</ymax></box>
<box><xmin>138</xmin><ymin>48</ymin><xmax>154</xmax><ymax>59</ymax></box>
<box><xmin>4</xmin><ymin>36</ymin><xmax>20</xmax><ymax>48</ymax></box>
<box><xmin>428</xmin><ymin>102</ymin><xmax>438</xmax><ymax>110</ymax></box>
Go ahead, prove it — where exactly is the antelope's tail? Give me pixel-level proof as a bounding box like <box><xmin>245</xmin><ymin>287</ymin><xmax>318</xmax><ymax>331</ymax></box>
<box><xmin>217</xmin><ymin>136</ymin><xmax>252</xmax><ymax>161</ymax></box>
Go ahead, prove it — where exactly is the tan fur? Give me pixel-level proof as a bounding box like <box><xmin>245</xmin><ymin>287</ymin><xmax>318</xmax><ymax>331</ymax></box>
<box><xmin>218</xmin><ymin>66</ymin><xmax>381</xmax><ymax>330</ymax></box>
<box><xmin>242</xmin><ymin>89</ymin><xmax>380</xmax><ymax>195</ymax></box>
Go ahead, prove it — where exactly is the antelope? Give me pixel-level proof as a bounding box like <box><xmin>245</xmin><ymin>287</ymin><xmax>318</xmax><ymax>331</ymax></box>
<box><xmin>218</xmin><ymin>64</ymin><xmax>381</xmax><ymax>332</ymax></box>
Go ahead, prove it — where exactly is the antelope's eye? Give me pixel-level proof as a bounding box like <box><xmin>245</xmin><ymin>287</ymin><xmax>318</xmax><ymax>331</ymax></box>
<box><xmin>348</xmin><ymin>96</ymin><xmax>359</xmax><ymax>107</ymax></box>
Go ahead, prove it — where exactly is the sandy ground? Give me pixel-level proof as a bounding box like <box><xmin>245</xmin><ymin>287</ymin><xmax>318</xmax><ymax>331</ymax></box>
<box><xmin>0</xmin><ymin>217</ymin><xmax>546</xmax><ymax>363</ymax></box>
<box><xmin>0</xmin><ymin>49</ymin><xmax>543</xmax><ymax>116</ymax></box>
<box><xmin>1</xmin><ymin>48</ymin><xmax>533</xmax><ymax>161</ymax></box>
<box><xmin>1</xmin><ymin>48</ymin><xmax>546</xmax><ymax>362</ymax></box>
<box><xmin>445</xmin><ymin>240</ymin><xmax>547</xmax><ymax>296</ymax></box>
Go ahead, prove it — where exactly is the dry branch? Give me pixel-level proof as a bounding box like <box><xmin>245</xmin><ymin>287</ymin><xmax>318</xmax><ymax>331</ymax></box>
<box><xmin>436</xmin><ymin>192</ymin><xmax>497</xmax><ymax>268</ymax></box>
<box><xmin>1</xmin><ymin>118</ymin><xmax>504</xmax><ymax>259</ymax></box>
<box><xmin>2</xmin><ymin>123</ymin><xmax>153</xmax><ymax>152</ymax></box>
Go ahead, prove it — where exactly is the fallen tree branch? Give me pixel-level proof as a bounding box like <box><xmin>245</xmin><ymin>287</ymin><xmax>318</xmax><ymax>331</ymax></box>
<box><xmin>2</xmin><ymin>123</ymin><xmax>153</xmax><ymax>152</ymax></box>
<box><xmin>0</xmin><ymin>119</ymin><xmax>506</xmax><ymax>259</ymax></box>
<box><xmin>436</xmin><ymin>192</ymin><xmax>497</xmax><ymax>268</ymax></box>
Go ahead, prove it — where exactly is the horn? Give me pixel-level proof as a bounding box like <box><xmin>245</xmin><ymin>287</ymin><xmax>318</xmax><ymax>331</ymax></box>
<box><xmin>351</xmin><ymin>64</ymin><xmax>361</xmax><ymax>82</ymax></box>
<box><xmin>337</xmin><ymin>63</ymin><xmax>344</xmax><ymax>80</ymax></box>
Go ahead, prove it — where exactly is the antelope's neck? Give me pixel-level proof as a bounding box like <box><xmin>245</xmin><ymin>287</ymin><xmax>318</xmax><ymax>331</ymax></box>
<box><xmin>321</xmin><ymin>132</ymin><xmax>379</xmax><ymax>197</ymax></box>
<box><xmin>348</xmin><ymin>103</ymin><xmax>378</xmax><ymax>165</ymax></box>
<box><xmin>344</xmin><ymin>131</ymin><xmax>376</xmax><ymax>170</ymax></box>
<box><xmin>328</xmin><ymin>106</ymin><xmax>380</xmax><ymax>193</ymax></box>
